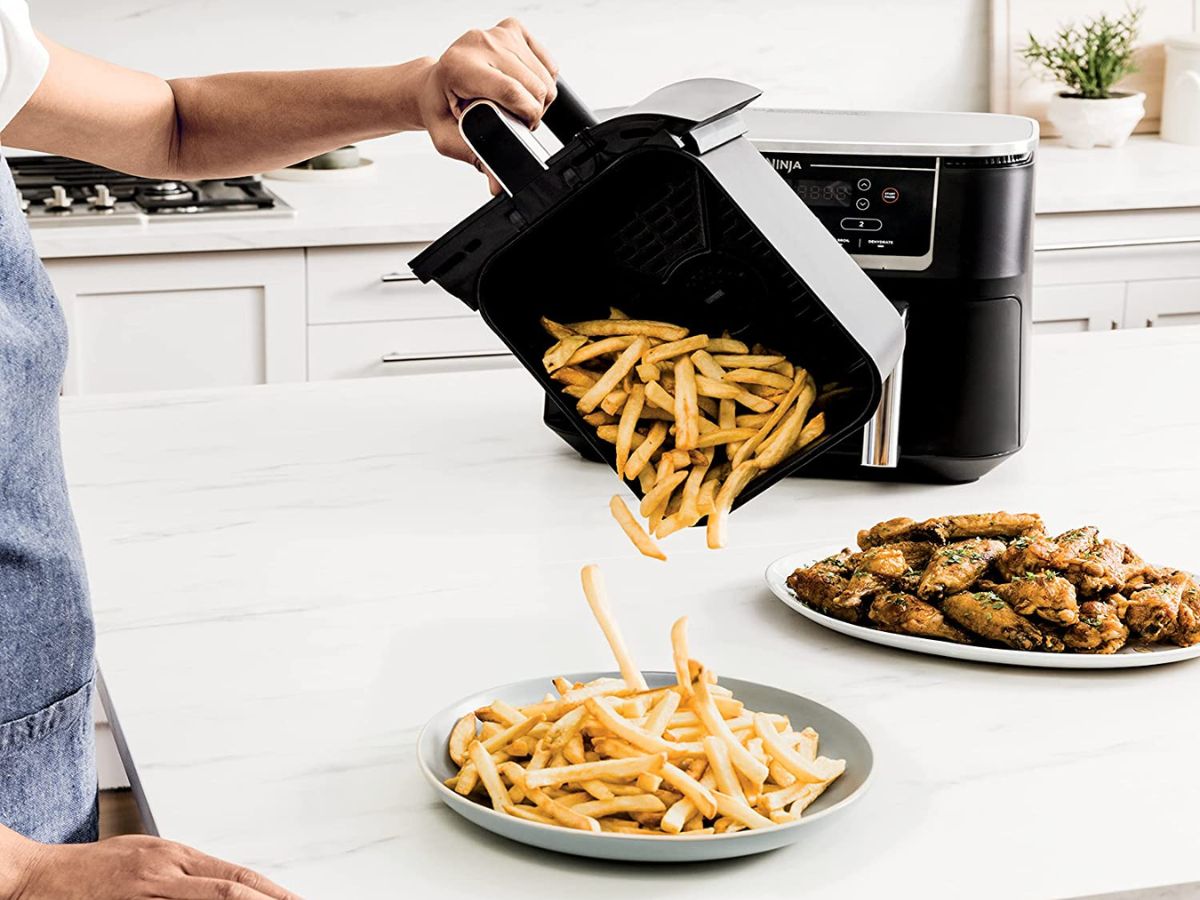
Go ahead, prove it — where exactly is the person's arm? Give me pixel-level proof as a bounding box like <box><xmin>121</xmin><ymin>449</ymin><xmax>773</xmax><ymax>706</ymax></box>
<box><xmin>1</xmin><ymin>17</ymin><xmax>557</xmax><ymax>181</ymax></box>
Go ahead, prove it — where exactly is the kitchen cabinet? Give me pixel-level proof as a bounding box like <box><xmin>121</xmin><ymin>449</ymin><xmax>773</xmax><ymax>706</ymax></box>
<box><xmin>45</xmin><ymin>250</ymin><xmax>306</xmax><ymax>395</ymax></box>
<box><xmin>305</xmin><ymin>243</ymin><xmax>513</xmax><ymax>380</ymax></box>
<box><xmin>1125</xmin><ymin>277</ymin><xmax>1200</xmax><ymax>328</ymax></box>
<box><xmin>1031</xmin><ymin>282</ymin><xmax>1124</xmax><ymax>334</ymax></box>
<box><xmin>1032</xmin><ymin>223</ymin><xmax>1200</xmax><ymax>334</ymax></box>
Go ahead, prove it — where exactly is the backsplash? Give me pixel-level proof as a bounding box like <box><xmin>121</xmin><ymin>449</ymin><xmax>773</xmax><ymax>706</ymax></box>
<box><xmin>31</xmin><ymin>0</ymin><xmax>989</xmax><ymax>113</ymax></box>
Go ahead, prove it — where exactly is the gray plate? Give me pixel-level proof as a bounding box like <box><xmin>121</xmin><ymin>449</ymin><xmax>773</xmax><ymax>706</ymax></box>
<box><xmin>417</xmin><ymin>670</ymin><xmax>874</xmax><ymax>862</ymax></box>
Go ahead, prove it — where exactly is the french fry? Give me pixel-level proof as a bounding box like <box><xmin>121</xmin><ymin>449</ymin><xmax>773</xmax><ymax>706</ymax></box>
<box><xmin>705</xmin><ymin>337</ymin><xmax>748</xmax><ymax>354</ymax></box>
<box><xmin>609</xmin><ymin>495</ymin><xmax>667</xmax><ymax>562</ymax></box>
<box><xmin>623</xmin><ymin>421</ymin><xmax>668</xmax><ymax>480</ymax></box>
<box><xmin>643</xmin><ymin>334</ymin><xmax>709</xmax><ymax>365</ymax></box>
<box><xmin>635</xmin><ymin>362</ymin><xmax>661</xmax><ymax>382</ymax></box>
<box><xmin>448</xmin><ymin>714</ymin><xmax>477</xmax><ymax>767</ymax></box>
<box><xmin>470</xmin><ymin>740</ymin><xmax>511</xmax><ymax>811</ymax></box>
<box><xmin>731</xmin><ymin>379</ymin><xmax>806</xmax><ymax>469</ymax></box>
<box><xmin>702</xmin><ymin>735</ymin><xmax>746</xmax><ymax>804</ymax></box>
<box><xmin>544</xmin><ymin>335</ymin><xmax>590</xmax><ymax>373</ymax></box>
<box><xmin>545</xmin><ymin>316</ymin><xmax>815</xmax><ymax>553</ymax></box>
<box><xmin>754</xmin><ymin>715</ymin><xmax>845</xmax><ymax>785</ymax></box>
<box><xmin>572</xmin><ymin>795</ymin><xmax>666</xmax><ymax>818</ymax></box>
<box><xmin>755</xmin><ymin>385</ymin><xmax>817</xmax><ymax>468</ymax></box>
<box><xmin>540</xmin><ymin>316</ymin><xmax>579</xmax><ymax>340</ymax></box>
<box><xmin>615</xmin><ymin>384</ymin><xmax>645</xmax><ymax>475</ymax></box>
<box><xmin>694</xmin><ymin>375</ymin><xmax>743</xmax><ymax>400</ymax></box>
<box><xmin>712</xmin><ymin>791</ymin><xmax>776</xmax><ymax>830</ymax></box>
<box><xmin>711</xmin><ymin>354</ymin><xmax>785</xmax><ymax>369</ymax></box>
<box><xmin>577</xmin><ymin>337</ymin><xmax>648</xmax><ymax>415</ymax></box>
<box><xmin>525</xmin><ymin>753</ymin><xmax>667</xmax><ymax>790</ymax></box>
<box><xmin>693</xmin><ymin>667</ymin><xmax>769</xmax><ymax>786</ymax></box>
<box><xmin>638</xmin><ymin>470</ymin><xmax>688</xmax><ymax>519</ymax></box>
<box><xmin>565</xmin><ymin>335</ymin><xmax>640</xmax><ymax>367</ymax></box>
<box><xmin>569</xmin><ymin>319</ymin><xmax>688</xmax><ymax>341</ymax></box>
<box><xmin>694</xmin><ymin>427</ymin><xmax>758</xmax><ymax>449</ymax></box>
<box><xmin>722</xmin><ymin>367</ymin><xmax>794</xmax><ymax>389</ymax></box>
<box><xmin>580</xmin><ymin>565</ymin><xmax>649</xmax><ymax>692</ymax></box>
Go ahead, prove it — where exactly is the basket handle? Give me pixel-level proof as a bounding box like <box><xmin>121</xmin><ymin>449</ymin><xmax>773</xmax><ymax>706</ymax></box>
<box><xmin>459</xmin><ymin>78</ymin><xmax>596</xmax><ymax>196</ymax></box>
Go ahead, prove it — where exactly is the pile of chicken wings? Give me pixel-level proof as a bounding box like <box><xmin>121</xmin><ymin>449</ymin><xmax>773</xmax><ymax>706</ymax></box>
<box><xmin>786</xmin><ymin>512</ymin><xmax>1200</xmax><ymax>653</ymax></box>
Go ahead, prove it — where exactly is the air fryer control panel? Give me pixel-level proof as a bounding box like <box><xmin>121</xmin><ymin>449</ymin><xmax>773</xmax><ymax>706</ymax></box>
<box><xmin>759</xmin><ymin>152</ymin><xmax>938</xmax><ymax>270</ymax></box>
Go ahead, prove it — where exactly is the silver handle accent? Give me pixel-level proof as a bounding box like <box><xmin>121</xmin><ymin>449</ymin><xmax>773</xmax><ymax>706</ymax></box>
<box><xmin>380</xmin><ymin>271</ymin><xmax>420</xmax><ymax>284</ymax></box>
<box><xmin>1037</xmin><ymin>236</ymin><xmax>1200</xmax><ymax>252</ymax></box>
<box><xmin>861</xmin><ymin>308</ymin><xmax>907</xmax><ymax>468</ymax></box>
<box><xmin>381</xmin><ymin>349</ymin><xmax>511</xmax><ymax>364</ymax></box>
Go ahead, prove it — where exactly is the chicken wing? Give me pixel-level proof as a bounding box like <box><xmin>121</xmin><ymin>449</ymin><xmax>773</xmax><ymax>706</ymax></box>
<box><xmin>868</xmin><ymin>592</ymin><xmax>971</xmax><ymax>644</ymax></box>
<box><xmin>787</xmin><ymin>551</ymin><xmax>855</xmax><ymax>621</ymax></box>
<box><xmin>917</xmin><ymin>538</ymin><xmax>1006</xmax><ymax>600</ymax></box>
<box><xmin>1125</xmin><ymin>570</ymin><xmax>1200</xmax><ymax>646</ymax></box>
<box><xmin>824</xmin><ymin>546</ymin><xmax>910</xmax><ymax>620</ymax></box>
<box><xmin>942</xmin><ymin>591</ymin><xmax>1065</xmax><ymax>652</ymax></box>
<box><xmin>1126</xmin><ymin>574</ymin><xmax>1187</xmax><ymax>642</ymax></box>
<box><xmin>990</xmin><ymin>573</ymin><xmax>1079</xmax><ymax>625</ymax></box>
<box><xmin>1062</xmin><ymin>598</ymin><xmax>1129</xmax><ymax>654</ymax></box>
<box><xmin>857</xmin><ymin>517</ymin><xmax>947</xmax><ymax>549</ymax></box>
<box><xmin>943</xmin><ymin>512</ymin><xmax>1045</xmax><ymax>541</ymax></box>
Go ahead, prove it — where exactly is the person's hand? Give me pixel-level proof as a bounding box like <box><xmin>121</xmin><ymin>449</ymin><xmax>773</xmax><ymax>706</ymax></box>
<box><xmin>13</xmin><ymin>834</ymin><xmax>300</xmax><ymax>900</ymax></box>
<box><xmin>416</xmin><ymin>17</ymin><xmax>559</xmax><ymax>191</ymax></box>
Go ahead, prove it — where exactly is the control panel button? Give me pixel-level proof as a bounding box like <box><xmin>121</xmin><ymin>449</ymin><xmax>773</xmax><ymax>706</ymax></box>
<box><xmin>857</xmin><ymin>178</ymin><xmax>871</xmax><ymax>191</ymax></box>
<box><xmin>855</xmin><ymin>197</ymin><xmax>870</xmax><ymax>211</ymax></box>
<box><xmin>840</xmin><ymin>217</ymin><xmax>883</xmax><ymax>231</ymax></box>
<box><xmin>881</xmin><ymin>187</ymin><xmax>900</xmax><ymax>204</ymax></box>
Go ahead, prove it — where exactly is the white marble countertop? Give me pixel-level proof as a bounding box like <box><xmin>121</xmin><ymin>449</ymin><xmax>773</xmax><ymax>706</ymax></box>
<box><xmin>59</xmin><ymin>325</ymin><xmax>1200</xmax><ymax>898</ymax></box>
<box><xmin>27</xmin><ymin>133</ymin><xmax>1200</xmax><ymax>260</ymax></box>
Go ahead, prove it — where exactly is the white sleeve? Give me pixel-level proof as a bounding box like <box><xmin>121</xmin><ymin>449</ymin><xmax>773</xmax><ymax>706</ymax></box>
<box><xmin>0</xmin><ymin>0</ymin><xmax>46</xmax><ymax>133</ymax></box>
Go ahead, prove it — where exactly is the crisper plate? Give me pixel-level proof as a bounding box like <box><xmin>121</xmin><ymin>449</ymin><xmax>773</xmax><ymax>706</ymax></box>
<box><xmin>765</xmin><ymin>549</ymin><xmax>1200</xmax><ymax>669</ymax></box>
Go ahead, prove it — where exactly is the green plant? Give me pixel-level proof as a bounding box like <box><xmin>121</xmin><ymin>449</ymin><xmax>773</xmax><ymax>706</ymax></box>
<box><xmin>1021</xmin><ymin>5</ymin><xmax>1143</xmax><ymax>99</ymax></box>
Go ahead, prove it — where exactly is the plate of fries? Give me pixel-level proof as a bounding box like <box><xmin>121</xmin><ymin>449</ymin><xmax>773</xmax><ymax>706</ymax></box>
<box><xmin>417</xmin><ymin>566</ymin><xmax>873</xmax><ymax>861</ymax></box>
<box><xmin>540</xmin><ymin>310</ymin><xmax>831</xmax><ymax>559</ymax></box>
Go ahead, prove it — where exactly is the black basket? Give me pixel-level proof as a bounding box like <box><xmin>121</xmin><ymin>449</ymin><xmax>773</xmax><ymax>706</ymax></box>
<box><xmin>412</xmin><ymin>79</ymin><xmax>903</xmax><ymax>512</ymax></box>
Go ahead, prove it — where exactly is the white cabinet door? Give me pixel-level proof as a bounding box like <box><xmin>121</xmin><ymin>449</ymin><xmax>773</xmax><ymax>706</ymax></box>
<box><xmin>1032</xmin><ymin>283</ymin><xmax>1125</xmax><ymax>334</ymax></box>
<box><xmin>1125</xmin><ymin>278</ymin><xmax>1200</xmax><ymax>329</ymax></box>
<box><xmin>44</xmin><ymin>250</ymin><xmax>306</xmax><ymax>395</ymax></box>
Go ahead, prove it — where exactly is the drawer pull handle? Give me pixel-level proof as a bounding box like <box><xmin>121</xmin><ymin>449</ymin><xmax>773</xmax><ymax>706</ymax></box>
<box><xmin>381</xmin><ymin>349</ymin><xmax>511</xmax><ymax>364</ymax></box>
<box><xmin>380</xmin><ymin>271</ymin><xmax>420</xmax><ymax>284</ymax></box>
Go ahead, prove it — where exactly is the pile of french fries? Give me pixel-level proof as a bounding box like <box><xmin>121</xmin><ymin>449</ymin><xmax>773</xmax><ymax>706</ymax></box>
<box><xmin>541</xmin><ymin>310</ymin><xmax>825</xmax><ymax>558</ymax></box>
<box><xmin>443</xmin><ymin>565</ymin><xmax>846</xmax><ymax>836</ymax></box>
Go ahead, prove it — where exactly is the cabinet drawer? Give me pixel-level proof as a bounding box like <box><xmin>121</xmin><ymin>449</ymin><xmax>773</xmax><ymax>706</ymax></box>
<box><xmin>307</xmin><ymin>318</ymin><xmax>514</xmax><ymax>380</ymax></box>
<box><xmin>1125</xmin><ymin>278</ymin><xmax>1200</xmax><ymax>329</ymax></box>
<box><xmin>307</xmin><ymin>244</ymin><xmax>466</xmax><ymax>325</ymax></box>
<box><xmin>1031</xmin><ymin>283</ymin><xmax>1124</xmax><ymax>332</ymax></box>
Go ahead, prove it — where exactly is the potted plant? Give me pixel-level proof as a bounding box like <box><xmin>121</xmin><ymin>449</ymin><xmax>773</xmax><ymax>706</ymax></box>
<box><xmin>1022</xmin><ymin>5</ymin><xmax>1145</xmax><ymax>149</ymax></box>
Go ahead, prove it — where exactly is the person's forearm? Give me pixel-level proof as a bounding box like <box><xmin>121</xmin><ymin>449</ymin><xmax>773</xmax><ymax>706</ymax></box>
<box><xmin>0</xmin><ymin>824</ymin><xmax>39</xmax><ymax>900</ymax></box>
<box><xmin>5</xmin><ymin>34</ymin><xmax>437</xmax><ymax>180</ymax></box>
<box><xmin>164</xmin><ymin>58</ymin><xmax>432</xmax><ymax>179</ymax></box>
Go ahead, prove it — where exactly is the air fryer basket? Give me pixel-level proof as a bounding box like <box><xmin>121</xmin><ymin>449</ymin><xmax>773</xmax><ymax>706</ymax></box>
<box><xmin>475</xmin><ymin>145</ymin><xmax>880</xmax><ymax>510</ymax></box>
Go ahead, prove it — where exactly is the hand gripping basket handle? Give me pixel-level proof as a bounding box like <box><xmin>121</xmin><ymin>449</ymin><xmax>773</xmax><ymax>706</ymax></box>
<box><xmin>459</xmin><ymin>78</ymin><xmax>596</xmax><ymax>196</ymax></box>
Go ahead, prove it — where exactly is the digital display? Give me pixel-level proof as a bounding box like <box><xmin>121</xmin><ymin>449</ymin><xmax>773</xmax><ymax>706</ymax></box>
<box><xmin>788</xmin><ymin>179</ymin><xmax>853</xmax><ymax>208</ymax></box>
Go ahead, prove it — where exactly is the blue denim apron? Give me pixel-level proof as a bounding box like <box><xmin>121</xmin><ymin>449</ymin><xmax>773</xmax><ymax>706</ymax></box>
<box><xmin>0</xmin><ymin>154</ymin><xmax>97</xmax><ymax>843</ymax></box>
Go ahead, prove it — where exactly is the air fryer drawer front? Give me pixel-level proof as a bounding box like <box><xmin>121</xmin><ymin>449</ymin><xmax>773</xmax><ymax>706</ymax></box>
<box><xmin>900</xmin><ymin>295</ymin><xmax>1022</xmax><ymax>458</ymax></box>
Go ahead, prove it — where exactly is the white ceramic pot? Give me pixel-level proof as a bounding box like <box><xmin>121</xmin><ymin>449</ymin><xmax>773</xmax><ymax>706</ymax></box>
<box><xmin>1161</xmin><ymin>34</ymin><xmax>1200</xmax><ymax>146</ymax></box>
<box><xmin>1046</xmin><ymin>91</ymin><xmax>1145</xmax><ymax>149</ymax></box>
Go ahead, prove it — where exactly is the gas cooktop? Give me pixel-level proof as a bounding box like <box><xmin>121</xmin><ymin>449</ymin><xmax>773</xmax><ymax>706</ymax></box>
<box><xmin>8</xmin><ymin>154</ymin><xmax>294</xmax><ymax>227</ymax></box>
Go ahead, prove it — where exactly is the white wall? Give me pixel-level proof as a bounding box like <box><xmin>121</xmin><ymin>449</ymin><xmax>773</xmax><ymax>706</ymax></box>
<box><xmin>31</xmin><ymin>0</ymin><xmax>989</xmax><ymax>113</ymax></box>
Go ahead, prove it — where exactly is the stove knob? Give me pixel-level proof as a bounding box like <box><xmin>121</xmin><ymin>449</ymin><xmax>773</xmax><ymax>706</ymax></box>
<box><xmin>44</xmin><ymin>185</ymin><xmax>74</xmax><ymax>211</ymax></box>
<box><xmin>90</xmin><ymin>184</ymin><xmax>116</xmax><ymax>210</ymax></box>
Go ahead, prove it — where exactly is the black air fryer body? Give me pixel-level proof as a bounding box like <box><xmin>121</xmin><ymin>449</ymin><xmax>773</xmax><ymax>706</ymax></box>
<box><xmin>544</xmin><ymin>108</ymin><xmax>1038</xmax><ymax>483</ymax></box>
